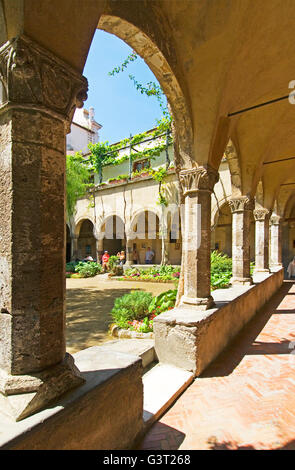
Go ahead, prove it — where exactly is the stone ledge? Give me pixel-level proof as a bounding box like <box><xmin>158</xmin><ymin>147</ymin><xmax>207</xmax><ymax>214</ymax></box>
<box><xmin>0</xmin><ymin>346</ymin><xmax>143</xmax><ymax>449</ymax></box>
<box><xmin>154</xmin><ymin>268</ymin><xmax>284</xmax><ymax>376</ymax></box>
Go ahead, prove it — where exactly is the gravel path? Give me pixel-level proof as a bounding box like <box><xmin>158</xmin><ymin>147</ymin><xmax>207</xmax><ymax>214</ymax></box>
<box><xmin>66</xmin><ymin>275</ymin><xmax>175</xmax><ymax>353</ymax></box>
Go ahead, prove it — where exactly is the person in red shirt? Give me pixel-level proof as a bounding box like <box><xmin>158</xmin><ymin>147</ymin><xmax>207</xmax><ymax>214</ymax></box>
<box><xmin>102</xmin><ymin>251</ymin><xmax>110</xmax><ymax>272</ymax></box>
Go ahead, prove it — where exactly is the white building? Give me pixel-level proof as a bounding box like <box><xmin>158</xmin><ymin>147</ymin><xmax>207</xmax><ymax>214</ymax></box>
<box><xmin>66</xmin><ymin>106</ymin><xmax>102</xmax><ymax>154</ymax></box>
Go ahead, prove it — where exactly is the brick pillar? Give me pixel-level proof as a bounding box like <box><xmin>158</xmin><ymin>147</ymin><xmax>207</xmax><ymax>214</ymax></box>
<box><xmin>229</xmin><ymin>196</ymin><xmax>254</xmax><ymax>285</ymax></box>
<box><xmin>179</xmin><ymin>165</ymin><xmax>218</xmax><ymax>310</ymax></box>
<box><xmin>0</xmin><ymin>35</ymin><xmax>88</xmax><ymax>420</ymax></box>
<box><xmin>270</xmin><ymin>215</ymin><xmax>283</xmax><ymax>268</ymax></box>
<box><xmin>254</xmin><ymin>208</ymin><xmax>270</xmax><ymax>272</ymax></box>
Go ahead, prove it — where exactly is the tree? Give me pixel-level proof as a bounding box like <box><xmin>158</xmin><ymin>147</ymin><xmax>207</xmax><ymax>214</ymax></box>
<box><xmin>66</xmin><ymin>152</ymin><xmax>91</xmax><ymax>217</ymax></box>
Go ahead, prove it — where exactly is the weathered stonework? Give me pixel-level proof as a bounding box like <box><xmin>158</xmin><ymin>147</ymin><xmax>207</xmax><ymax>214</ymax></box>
<box><xmin>179</xmin><ymin>165</ymin><xmax>219</xmax><ymax>309</ymax></box>
<box><xmin>254</xmin><ymin>208</ymin><xmax>270</xmax><ymax>272</ymax></box>
<box><xmin>0</xmin><ymin>35</ymin><xmax>87</xmax><ymax>420</ymax></box>
<box><xmin>270</xmin><ymin>215</ymin><xmax>283</xmax><ymax>268</ymax></box>
<box><xmin>229</xmin><ymin>196</ymin><xmax>254</xmax><ymax>285</ymax></box>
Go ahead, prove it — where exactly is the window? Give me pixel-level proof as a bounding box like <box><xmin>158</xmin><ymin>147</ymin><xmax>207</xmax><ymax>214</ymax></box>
<box><xmin>133</xmin><ymin>159</ymin><xmax>150</xmax><ymax>173</ymax></box>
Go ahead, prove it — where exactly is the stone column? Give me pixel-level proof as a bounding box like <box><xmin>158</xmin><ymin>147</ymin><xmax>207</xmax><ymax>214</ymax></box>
<box><xmin>253</xmin><ymin>208</ymin><xmax>270</xmax><ymax>272</ymax></box>
<box><xmin>125</xmin><ymin>235</ymin><xmax>133</xmax><ymax>266</ymax></box>
<box><xmin>0</xmin><ymin>35</ymin><xmax>88</xmax><ymax>420</ymax></box>
<box><xmin>71</xmin><ymin>236</ymin><xmax>79</xmax><ymax>260</ymax></box>
<box><xmin>270</xmin><ymin>215</ymin><xmax>283</xmax><ymax>268</ymax></box>
<box><xmin>179</xmin><ymin>165</ymin><xmax>219</xmax><ymax>310</ymax></box>
<box><xmin>95</xmin><ymin>237</ymin><xmax>104</xmax><ymax>262</ymax></box>
<box><xmin>229</xmin><ymin>196</ymin><xmax>254</xmax><ymax>285</ymax></box>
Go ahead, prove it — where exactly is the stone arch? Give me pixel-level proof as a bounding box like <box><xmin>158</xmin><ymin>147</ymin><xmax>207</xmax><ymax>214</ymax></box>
<box><xmin>97</xmin><ymin>14</ymin><xmax>194</xmax><ymax>170</ymax></box>
<box><xmin>223</xmin><ymin>138</ymin><xmax>242</xmax><ymax>197</ymax></box>
<box><xmin>74</xmin><ymin>216</ymin><xmax>96</xmax><ymax>238</ymax></box>
<box><xmin>128</xmin><ymin>209</ymin><xmax>161</xmax><ymax>264</ymax></box>
<box><xmin>211</xmin><ymin>201</ymin><xmax>232</xmax><ymax>257</ymax></box>
<box><xmin>74</xmin><ymin>218</ymin><xmax>97</xmax><ymax>260</ymax></box>
<box><xmin>99</xmin><ymin>214</ymin><xmax>126</xmax><ymax>256</ymax></box>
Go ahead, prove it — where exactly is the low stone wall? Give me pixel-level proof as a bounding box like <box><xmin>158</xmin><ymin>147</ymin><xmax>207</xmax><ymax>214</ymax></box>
<box><xmin>0</xmin><ymin>347</ymin><xmax>143</xmax><ymax>450</ymax></box>
<box><xmin>154</xmin><ymin>268</ymin><xmax>284</xmax><ymax>376</ymax></box>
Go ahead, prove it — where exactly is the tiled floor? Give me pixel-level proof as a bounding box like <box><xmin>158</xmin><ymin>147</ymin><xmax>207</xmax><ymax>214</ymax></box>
<box><xmin>139</xmin><ymin>281</ymin><xmax>295</xmax><ymax>450</ymax></box>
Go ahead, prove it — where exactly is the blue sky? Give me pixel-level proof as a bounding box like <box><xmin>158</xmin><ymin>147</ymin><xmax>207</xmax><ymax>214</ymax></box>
<box><xmin>83</xmin><ymin>30</ymin><xmax>164</xmax><ymax>144</ymax></box>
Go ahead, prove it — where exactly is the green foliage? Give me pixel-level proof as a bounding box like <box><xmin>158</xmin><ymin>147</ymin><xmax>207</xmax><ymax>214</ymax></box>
<box><xmin>66</xmin><ymin>153</ymin><xmax>92</xmax><ymax>216</ymax></box>
<box><xmin>74</xmin><ymin>262</ymin><xmax>102</xmax><ymax>277</ymax></box>
<box><xmin>66</xmin><ymin>261</ymin><xmax>79</xmax><ymax>273</ymax></box>
<box><xmin>108</xmin><ymin>255</ymin><xmax>119</xmax><ymax>271</ymax></box>
<box><xmin>148</xmin><ymin>289</ymin><xmax>177</xmax><ymax>314</ymax></box>
<box><xmin>108</xmin><ymin>50</ymin><xmax>138</xmax><ymax>76</ymax></box>
<box><xmin>210</xmin><ymin>251</ymin><xmax>232</xmax><ymax>289</ymax></box>
<box><xmin>111</xmin><ymin>291</ymin><xmax>153</xmax><ymax>329</ymax></box>
<box><xmin>124</xmin><ymin>265</ymin><xmax>180</xmax><ymax>282</ymax></box>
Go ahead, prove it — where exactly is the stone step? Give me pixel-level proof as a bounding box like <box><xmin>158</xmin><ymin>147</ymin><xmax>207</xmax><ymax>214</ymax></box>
<box><xmin>101</xmin><ymin>339</ymin><xmax>156</xmax><ymax>369</ymax></box>
<box><xmin>143</xmin><ymin>363</ymin><xmax>194</xmax><ymax>428</ymax></box>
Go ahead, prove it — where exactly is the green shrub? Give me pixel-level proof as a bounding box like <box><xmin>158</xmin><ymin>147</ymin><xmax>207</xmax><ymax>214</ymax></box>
<box><xmin>108</xmin><ymin>255</ymin><xmax>119</xmax><ymax>271</ymax></box>
<box><xmin>66</xmin><ymin>261</ymin><xmax>78</xmax><ymax>273</ymax></box>
<box><xmin>111</xmin><ymin>291</ymin><xmax>153</xmax><ymax>329</ymax></box>
<box><xmin>210</xmin><ymin>251</ymin><xmax>232</xmax><ymax>288</ymax></box>
<box><xmin>74</xmin><ymin>261</ymin><xmax>102</xmax><ymax>277</ymax></box>
<box><xmin>148</xmin><ymin>289</ymin><xmax>177</xmax><ymax>314</ymax></box>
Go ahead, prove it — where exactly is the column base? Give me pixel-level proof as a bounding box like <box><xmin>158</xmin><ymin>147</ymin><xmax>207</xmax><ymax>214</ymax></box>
<box><xmin>180</xmin><ymin>295</ymin><xmax>215</xmax><ymax>310</ymax></box>
<box><xmin>0</xmin><ymin>353</ymin><xmax>84</xmax><ymax>421</ymax></box>
<box><xmin>231</xmin><ymin>277</ymin><xmax>253</xmax><ymax>286</ymax></box>
<box><xmin>125</xmin><ymin>260</ymin><xmax>133</xmax><ymax>267</ymax></box>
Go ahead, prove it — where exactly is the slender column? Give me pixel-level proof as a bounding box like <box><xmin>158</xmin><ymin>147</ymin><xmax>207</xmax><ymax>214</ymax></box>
<box><xmin>270</xmin><ymin>215</ymin><xmax>283</xmax><ymax>268</ymax></box>
<box><xmin>125</xmin><ymin>236</ymin><xmax>133</xmax><ymax>266</ymax></box>
<box><xmin>71</xmin><ymin>236</ymin><xmax>79</xmax><ymax>260</ymax></box>
<box><xmin>96</xmin><ymin>237</ymin><xmax>104</xmax><ymax>262</ymax></box>
<box><xmin>0</xmin><ymin>35</ymin><xmax>88</xmax><ymax>420</ymax></box>
<box><xmin>253</xmin><ymin>208</ymin><xmax>270</xmax><ymax>272</ymax></box>
<box><xmin>229</xmin><ymin>196</ymin><xmax>254</xmax><ymax>285</ymax></box>
<box><xmin>179</xmin><ymin>165</ymin><xmax>219</xmax><ymax>310</ymax></box>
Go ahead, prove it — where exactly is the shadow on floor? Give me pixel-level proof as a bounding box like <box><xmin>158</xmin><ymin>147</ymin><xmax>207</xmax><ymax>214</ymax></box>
<box><xmin>138</xmin><ymin>421</ymin><xmax>186</xmax><ymax>450</ymax></box>
<box><xmin>66</xmin><ymin>286</ymin><xmax>142</xmax><ymax>353</ymax></box>
<box><xmin>201</xmin><ymin>281</ymin><xmax>295</xmax><ymax>378</ymax></box>
<box><xmin>207</xmin><ymin>436</ymin><xmax>295</xmax><ymax>450</ymax></box>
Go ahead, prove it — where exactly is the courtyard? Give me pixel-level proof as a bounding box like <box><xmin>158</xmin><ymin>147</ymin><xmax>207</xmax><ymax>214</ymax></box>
<box><xmin>66</xmin><ymin>275</ymin><xmax>175</xmax><ymax>353</ymax></box>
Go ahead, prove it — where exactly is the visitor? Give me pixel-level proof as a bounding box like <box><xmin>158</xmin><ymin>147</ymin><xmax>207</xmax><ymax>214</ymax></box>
<box><xmin>132</xmin><ymin>247</ymin><xmax>139</xmax><ymax>264</ymax></box>
<box><xmin>287</xmin><ymin>256</ymin><xmax>295</xmax><ymax>278</ymax></box>
<box><xmin>145</xmin><ymin>246</ymin><xmax>154</xmax><ymax>264</ymax></box>
<box><xmin>83</xmin><ymin>255</ymin><xmax>93</xmax><ymax>262</ymax></box>
<box><xmin>119</xmin><ymin>250</ymin><xmax>125</xmax><ymax>266</ymax></box>
<box><xmin>102</xmin><ymin>250</ymin><xmax>110</xmax><ymax>272</ymax></box>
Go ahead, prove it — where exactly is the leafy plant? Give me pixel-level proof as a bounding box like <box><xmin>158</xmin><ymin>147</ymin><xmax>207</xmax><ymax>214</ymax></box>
<box><xmin>148</xmin><ymin>289</ymin><xmax>177</xmax><ymax>314</ymax></box>
<box><xmin>66</xmin><ymin>153</ymin><xmax>92</xmax><ymax>216</ymax></box>
<box><xmin>108</xmin><ymin>255</ymin><xmax>119</xmax><ymax>271</ymax></box>
<box><xmin>111</xmin><ymin>291</ymin><xmax>153</xmax><ymax>329</ymax></box>
<box><xmin>74</xmin><ymin>262</ymin><xmax>102</xmax><ymax>278</ymax></box>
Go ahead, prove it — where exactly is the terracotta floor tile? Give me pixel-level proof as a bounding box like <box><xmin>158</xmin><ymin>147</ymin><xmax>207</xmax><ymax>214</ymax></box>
<box><xmin>139</xmin><ymin>281</ymin><xmax>295</xmax><ymax>450</ymax></box>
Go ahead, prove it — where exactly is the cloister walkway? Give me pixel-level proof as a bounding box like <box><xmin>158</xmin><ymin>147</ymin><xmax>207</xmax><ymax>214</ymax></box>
<box><xmin>140</xmin><ymin>280</ymin><xmax>295</xmax><ymax>450</ymax></box>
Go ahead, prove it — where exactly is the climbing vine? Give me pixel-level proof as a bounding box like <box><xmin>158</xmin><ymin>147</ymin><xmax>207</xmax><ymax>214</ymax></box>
<box><xmin>66</xmin><ymin>153</ymin><xmax>93</xmax><ymax>216</ymax></box>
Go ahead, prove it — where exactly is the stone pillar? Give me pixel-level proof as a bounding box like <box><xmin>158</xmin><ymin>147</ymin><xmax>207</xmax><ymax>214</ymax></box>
<box><xmin>253</xmin><ymin>208</ymin><xmax>270</xmax><ymax>272</ymax></box>
<box><xmin>95</xmin><ymin>237</ymin><xmax>104</xmax><ymax>262</ymax></box>
<box><xmin>71</xmin><ymin>236</ymin><xmax>79</xmax><ymax>260</ymax></box>
<box><xmin>179</xmin><ymin>165</ymin><xmax>219</xmax><ymax>310</ymax></box>
<box><xmin>270</xmin><ymin>215</ymin><xmax>283</xmax><ymax>268</ymax></box>
<box><xmin>125</xmin><ymin>236</ymin><xmax>133</xmax><ymax>266</ymax></box>
<box><xmin>0</xmin><ymin>35</ymin><xmax>88</xmax><ymax>420</ymax></box>
<box><xmin>229</xmin><ymin>196</ymin><xmax>254</xmax><ymax>285</ymax></box>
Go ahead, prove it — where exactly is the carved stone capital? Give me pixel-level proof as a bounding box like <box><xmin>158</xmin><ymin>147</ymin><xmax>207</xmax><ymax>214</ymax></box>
<box><xmin>253</xmin><ymin>208</ymin><xmax>270</xmax><ymax>221</ymax></box>
<box><xmin>270</xmin><ymin>215</ymin><xmax>282</xmax><ymax>225</ymax></box>
<box><xmin>229</xmin><ymin>196</ymin><xmax>254</xmax><ymax>213</ymax></box>
<box><xmin>0</xmin><ymin>35</ymin><xmax>88</xmax><ymax>127</ymax></box>
<box><xmin>179</xmin><ymin>165</ymin><xmax>219</xmax><ymax>195</ymax></box>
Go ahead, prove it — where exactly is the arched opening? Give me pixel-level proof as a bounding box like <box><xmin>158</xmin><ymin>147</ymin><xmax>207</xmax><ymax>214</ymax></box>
<box><xmin>131</xmin><ymin>210</ymin><xmax>160</xmax><ymax>264</ymax></box>
<box><xmin>66</xmin><ymin>225</ymin><xmax>72</xmax><ymax>263</ymax></box>
<box><xmin>101</xmin><ymin>215</ymin><xmax>125</xmax><ymax>256</ymax></box>
<box><xmin>77</xmin><ymin>219</ymin><xmax>96</xmax><ymax>260</ymax></box>
<box><xmin>167</xmin><ymin>209</ymin><xmax>182</xmax><ymax>265</ymax></box>
<box><xmin>211</xmin><ymin>202</ymin><xmax>232</xmax><ymax>256</ymax></box>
